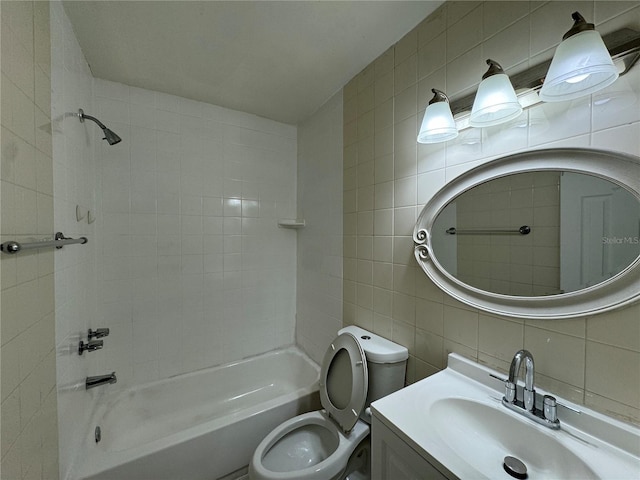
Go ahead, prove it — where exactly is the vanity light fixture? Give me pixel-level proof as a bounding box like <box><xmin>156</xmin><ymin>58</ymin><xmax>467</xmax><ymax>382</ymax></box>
<box><xmin>469</xmin><ymin>60</ymin><xmax>523</xmax><ymax>127</ymax></box>
<box><xmin>414</xmin><ymin>19</ymin><xmax>640</xmax><ymax>144</ymax></box>
<box><xmin>539</xmin><ymin>12</ymin><xmax>618</xmax><ymax>102</ymax></box>
<box><xmin>417</xmin><ymin>89</ymin><xmax>458</xmax><ymax>144</ymax></box>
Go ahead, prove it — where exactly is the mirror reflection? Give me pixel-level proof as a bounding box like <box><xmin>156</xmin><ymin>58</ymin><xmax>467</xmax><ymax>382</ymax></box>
<box><xmin>432</xmin><ymin>172</ymin><xmax>640</xmax><ymax>297</ymax></box>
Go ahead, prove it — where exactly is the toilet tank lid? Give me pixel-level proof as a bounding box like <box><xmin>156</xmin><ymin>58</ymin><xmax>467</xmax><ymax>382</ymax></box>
<box><xmin>338</xmin><ymin>326</ymin><xmax>408</xmax><ymax>363</ymax></box>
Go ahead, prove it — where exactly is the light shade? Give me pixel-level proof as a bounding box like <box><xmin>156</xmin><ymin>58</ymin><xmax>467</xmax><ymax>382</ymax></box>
<box><xmin>417</xmin><ymin>89</ymin><xmax>458</xmax><ymax>144</ymax></box>
<box><xmin>469</xmin><ymin>60</ymin><xmax>522</xmax><ymax>127</ymax></box>
<box><xmin>539</xmin><ymin>12</ymin><xmax>618</xmax><ymax>102</ymax></box>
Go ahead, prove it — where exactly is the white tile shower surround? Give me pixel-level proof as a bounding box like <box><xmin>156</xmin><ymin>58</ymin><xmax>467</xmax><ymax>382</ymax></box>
<box><xmin>92</xmin><ymin>76</ymin><xmax>298</xmax><ymax>387</ymax></box>
<box><xmin>343</xmin><ymin>0</ymin><xmax>640</xmax><ymax>425</ymax></box>
<box><xmin>50</xmin><ymin>1</ymin><xmax>99</xmax><ymax>478</ymax></box>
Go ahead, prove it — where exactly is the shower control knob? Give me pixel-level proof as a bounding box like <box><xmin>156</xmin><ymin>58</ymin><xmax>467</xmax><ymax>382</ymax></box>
<box><xmin>88</xmin><ymin>328</ymin><xmax>110</xmax><ymax>339</ymax></box>
<box><xmin>79</xmin><ymin>340</ymin><xmax>103</xmax><ymax>355</ymax></box>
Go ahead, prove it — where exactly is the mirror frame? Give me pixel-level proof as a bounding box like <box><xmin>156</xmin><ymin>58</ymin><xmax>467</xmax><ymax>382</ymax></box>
<box><xmin>413</xmin><ymin>148</ymin><xmax>640</xmax><ymax>319</ymax></box>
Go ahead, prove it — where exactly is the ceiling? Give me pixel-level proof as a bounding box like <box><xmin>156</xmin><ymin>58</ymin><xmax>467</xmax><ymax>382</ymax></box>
<box><xmin>62</xmin><ymin>1</ymin><xmax>443</xmax><ymax>125</ymax></box>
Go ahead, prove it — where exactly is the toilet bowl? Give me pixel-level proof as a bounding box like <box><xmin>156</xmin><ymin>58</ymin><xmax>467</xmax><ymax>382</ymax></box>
<box><xmin>250</xmin><ymin>411</ymin><xmax>369</xmax><ymax>480</ymax></box>
<box><xmin>249</xmin><ymin>326</ymin><xmax>408</xmax><ymax>480</ymax></box>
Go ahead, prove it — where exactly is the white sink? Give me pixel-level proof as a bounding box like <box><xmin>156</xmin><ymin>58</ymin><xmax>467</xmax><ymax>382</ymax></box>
<box><xmin>430</xmin><ymin>398</ymin><xmax>597</xmax><ymax>479</ymax></box>
<box><xmin>371</xmin><ymin>354</ymin><xmax>640</xmax><ymax>479</ymax></box>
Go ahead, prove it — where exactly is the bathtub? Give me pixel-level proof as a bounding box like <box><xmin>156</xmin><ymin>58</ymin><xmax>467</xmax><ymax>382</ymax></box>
<box><xmin>74</xmin><ymin>346</ymin><xmax>320</xmax><ymax>480</ymax></box>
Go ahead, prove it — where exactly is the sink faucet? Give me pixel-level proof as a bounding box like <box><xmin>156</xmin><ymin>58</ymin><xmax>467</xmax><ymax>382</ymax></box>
<box><xmin>507</xmin><ymin>349</ymin><xmax>535</xmax><ymax>412</ymax></box>
<box><xmin>497</xmin><ymin>350</ymin><xmax>563</xmax><ymax>429</ymax></box>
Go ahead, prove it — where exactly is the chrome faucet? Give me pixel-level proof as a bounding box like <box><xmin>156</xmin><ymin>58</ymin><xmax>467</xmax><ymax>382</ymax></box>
<box><xmin>507</xmin><ymin>349</ymin><xmax>536</xmax><ymax>412</ymax></box>
<box><xmin>86</xmin><ymin>372</ymin><xmax>117</xmax><ymax>390</ymax></box>
<box><xmin>497</xmin><ymin>350</ymin><xmax>561</xmax><ymax>429</ymax></box>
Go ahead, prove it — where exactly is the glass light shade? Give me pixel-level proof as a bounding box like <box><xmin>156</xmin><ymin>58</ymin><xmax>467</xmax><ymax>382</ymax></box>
<box><xmin>417</xmin><ymin>101</ymin><xmax>458</xmax><ymax>144</ymax></box>
<box><xmin>469</xmin><ymin>73</ymin><xmax>523</xmax><ymax>127</ymax></box>
<box><xmin>539</xmin><ymin>30</ymin><xmax>618</xmax><ymax>102</ymax></box>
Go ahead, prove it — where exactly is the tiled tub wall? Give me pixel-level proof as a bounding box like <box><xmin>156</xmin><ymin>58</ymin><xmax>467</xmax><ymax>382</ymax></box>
<box><xmin>343</xmin><ymin>0</ymin><xmax>640</xmax><ymax>424</ymax></box>
<box><xmin>92</xmin><ymin>79</ymin><xmax>298</xmax><ymax>387</ymax></box>
<box><xmin>50</xmin><ymin>1</ymin><xmax>99</xmax><ymax>477</ymax></box>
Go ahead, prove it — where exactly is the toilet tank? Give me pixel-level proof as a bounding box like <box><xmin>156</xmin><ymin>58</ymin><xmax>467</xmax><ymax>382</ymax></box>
<box><xmin>338</xmin><ymin>326</ymin><xmax>408</xmax><ymax>407</ymax></box>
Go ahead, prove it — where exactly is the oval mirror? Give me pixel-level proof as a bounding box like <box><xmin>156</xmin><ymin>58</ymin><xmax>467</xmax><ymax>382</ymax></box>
<box><xmin>414</xmin><ymin>148</ymin><xmax>640</xmax><ymax>319</ymax></box>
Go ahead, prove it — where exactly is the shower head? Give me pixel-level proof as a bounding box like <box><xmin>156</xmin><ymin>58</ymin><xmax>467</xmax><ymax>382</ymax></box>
<box><xmin>78</xmin><ymin>109</ymin><xmax>122</xmax><ymax>145</ymax></box>
<box><xmin>102</xmin><ymin>127</ymin><xmax>122</xmax><ymax>146</ymax></box>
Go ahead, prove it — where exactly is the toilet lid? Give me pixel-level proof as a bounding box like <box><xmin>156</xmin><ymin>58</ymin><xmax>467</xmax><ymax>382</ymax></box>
<box><xmin>319</xmin><ymin>332</ymin><xmax>368</xmax><ymax>433</ymax></box>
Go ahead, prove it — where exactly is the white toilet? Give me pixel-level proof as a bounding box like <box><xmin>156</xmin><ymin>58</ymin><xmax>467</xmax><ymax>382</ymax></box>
<box><xmin>249</xmin><ymin>326</ymin><xmax>408</xmax><ymax>480</ymax></box>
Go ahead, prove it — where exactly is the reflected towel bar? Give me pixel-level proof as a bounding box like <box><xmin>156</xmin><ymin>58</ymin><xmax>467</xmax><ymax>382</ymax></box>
<box><xmin>446</xmin><ymin>226</ymin><xmax>531</xmax><ymax>235</ymax></box>
<box><xmin>1</xmin><ymin>232</ymin><xmax>88</xmax><ymax>254</ymax></box>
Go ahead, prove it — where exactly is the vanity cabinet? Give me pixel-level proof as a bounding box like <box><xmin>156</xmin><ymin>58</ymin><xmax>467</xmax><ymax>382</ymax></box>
<box><xmin>371</xmin><ymin>415</ymin><xmax>449</xmax><ymax>480</ymax></box>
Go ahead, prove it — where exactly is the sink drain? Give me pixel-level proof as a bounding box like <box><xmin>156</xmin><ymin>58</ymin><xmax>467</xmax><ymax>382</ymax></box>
<box><xmin>503</xmin><ymin>456</ymin><xmax>527</xmax><ymax>479</ymax></box>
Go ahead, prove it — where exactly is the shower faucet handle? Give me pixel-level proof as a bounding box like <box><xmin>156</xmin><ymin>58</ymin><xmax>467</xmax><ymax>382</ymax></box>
<box><xmin>88</xmin><ymin>328</ymin><xmax>110</xmax><ymax>339</ymax></box>
<box><xmin>79</xmin><ymin>340</ymin><xmax>103</xmax><ymax>355</ymax></box>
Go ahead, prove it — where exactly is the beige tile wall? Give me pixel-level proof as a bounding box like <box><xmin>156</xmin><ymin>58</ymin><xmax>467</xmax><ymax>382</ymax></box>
<box><xmin>343</xmin><ymin>1</ymin><xmax>640</xmax><ymax>425</ymax></box>
<box><xmin>1</xmin><ymin>1</ymin><xmax>60</xmax><ymax>478</ymax></box>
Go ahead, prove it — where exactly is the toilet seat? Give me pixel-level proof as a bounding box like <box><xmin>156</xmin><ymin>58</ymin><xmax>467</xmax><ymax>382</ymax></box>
<box><xmin>319</xmin><ymin>332</ymin><xmax>368</xmax><ymax>433</ymax></box>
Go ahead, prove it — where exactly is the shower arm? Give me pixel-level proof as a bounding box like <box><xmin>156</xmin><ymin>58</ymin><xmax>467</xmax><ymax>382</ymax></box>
<box><xmin>77</xmin><ymin>108</ymin><xmax>122</xmax><ymax>145</ymax></box>
<box><xmin>78</xmin><ymin>109</ymin><xmax>107</xmax><ymax>130</ymax></box>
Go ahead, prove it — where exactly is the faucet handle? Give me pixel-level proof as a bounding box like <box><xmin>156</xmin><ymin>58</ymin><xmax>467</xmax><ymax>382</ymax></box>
<box><xmin>88</xmin><ymin>328</ymin><xmax>110</xmax><ymax>339</ymax></box>
<box><xmin>543</xmin><ymin>395</ymin><xmax>558</xmax><ymax>422</ymax></box>
<box><xmin>79</xmin><ymin>340</ymin><xmax>103</xmax><ymax>355</ymax></box>
<box><xmin>542</xmin><ymin>395</ymin><xmax>582</xmax><ymax>422</ymax></box>
<box><xmin>489</xmin><ymin>374</ymin><xmax>517</xmax><ymax>402</ymax></box>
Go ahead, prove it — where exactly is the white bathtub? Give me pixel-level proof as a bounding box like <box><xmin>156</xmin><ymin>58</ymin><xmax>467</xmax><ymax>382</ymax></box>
<box><xmin>74</xmin><ymin>346</ymin><xmax>320</xmax><ymax>480</ymax></box>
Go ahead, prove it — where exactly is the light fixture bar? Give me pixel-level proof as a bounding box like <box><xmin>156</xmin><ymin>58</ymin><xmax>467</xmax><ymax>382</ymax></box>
<box><xmin>448</xmin><ymin>27</ymin><xmax>640</xmax><ymax>118</ymax></box>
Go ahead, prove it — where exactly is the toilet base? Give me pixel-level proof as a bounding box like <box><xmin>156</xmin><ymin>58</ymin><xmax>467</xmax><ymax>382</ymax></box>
<box><xmin>342</xmin><ymin>437</ymin><xmax>370</xmax><ymax>480</ymax></box>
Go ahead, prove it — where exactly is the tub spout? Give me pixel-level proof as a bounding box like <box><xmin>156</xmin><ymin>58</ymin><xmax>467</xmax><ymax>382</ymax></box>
<box><xmin>86</xmin><ymin>372</ymin><xmax>117</xmax><ymax>390</ymax></box>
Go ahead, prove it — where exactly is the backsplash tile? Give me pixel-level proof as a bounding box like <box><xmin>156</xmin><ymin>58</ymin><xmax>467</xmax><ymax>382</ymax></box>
<box><xmin>586</xmin><ymin>341</ymin><xmax>640</xmax><ymax>408</ymax></box>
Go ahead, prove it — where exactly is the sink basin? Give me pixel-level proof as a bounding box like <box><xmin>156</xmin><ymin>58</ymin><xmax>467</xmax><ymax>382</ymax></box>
<box><xmin>371</xmin><ymin>353</ymin><xmax>640</xmax><ymax>479</ymax></box>
<box><xmin>430</xmin><ymin>398</ymin><xmax>597</xmax><ymax>479</ymax></box>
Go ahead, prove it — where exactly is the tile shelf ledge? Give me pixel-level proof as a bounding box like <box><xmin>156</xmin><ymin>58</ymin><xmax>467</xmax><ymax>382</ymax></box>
<box><xmin>277</xmin><ymin>219</ymin><xmax>306</xmax><ymax>229</ymax></box>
